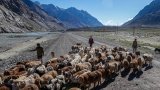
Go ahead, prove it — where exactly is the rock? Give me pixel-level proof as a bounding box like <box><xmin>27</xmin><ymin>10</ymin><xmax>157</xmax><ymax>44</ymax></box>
<box><xmin>0</xmin><ymin>0</ymin><xmax>64</xmax><ymax>33</ymax></box>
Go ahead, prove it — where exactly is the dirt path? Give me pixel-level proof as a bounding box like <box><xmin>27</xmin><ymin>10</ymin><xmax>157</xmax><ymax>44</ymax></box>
<box><xmin>68</xmin><ymin>32</ymin><xmax>160</xmax><ymax>90</ymax></box>
<box><xmin>0</xmin><ymin>32</ymin><xmax>160</xmax><ymax>90</ymax></box>
<box><xmin>41</xmin><ymin>32</ymin><xmax>160</xmax><ymax>90</ymax></box>
<box><xmin>0</xmin><ymin>32</ymin><xmax>60</xmax><ymax>60</ymax></box>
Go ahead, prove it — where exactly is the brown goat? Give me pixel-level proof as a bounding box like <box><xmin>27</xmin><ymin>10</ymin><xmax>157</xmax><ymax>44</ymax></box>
<box><xmin>21</xmin><ymin>84</ymin><xmax>39</xmax><ymax>90</ymax></box>
<box><xmin>0</xmin><ymin>84</ymin><xmax>10</xmax><ymax>90</ymax></box>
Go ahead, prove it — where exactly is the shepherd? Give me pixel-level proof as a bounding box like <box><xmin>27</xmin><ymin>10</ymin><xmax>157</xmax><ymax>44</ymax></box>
<box><xmin>31</xmin><ymin>43</ymin><xmax>44</xmax><ymax>64</ymax></box>
<box><xmin>132</xmin><ymin>39</ymin><xmax>138</xmax><ymax>53</ymax></box>
<box><xmin>88</xmin><ymin>36</ymin><xmax>94</xmax><ymax>48</ymax></box>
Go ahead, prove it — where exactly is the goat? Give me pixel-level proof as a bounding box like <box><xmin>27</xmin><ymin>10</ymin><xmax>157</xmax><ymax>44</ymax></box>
<box><xmin>143</xmin><ymin>54</ymin><xmax>153</xmax><ymax>67</ymax></box>
<box><xmin>21</xmin><ymin>84</ymin><xmax>39</xmax><ymax>90</ymax></box>
<box><xmin>0</xmin><ymin>84</ymin><xmax>10</xmax><ymax>90</ymax></box>
<box><xmin>122</xmin><ymin>59</ymin><xmax>130</xmax><ymax>70</ymax></box>
<box><xmin>75</xmin><ymin>62</ymin><xmax>92</xmax><ymax>71</ymax></box>
<box><xmin>87</xmin><ymin>70</ymin><xmax>102</xmax><ymax>88</ymax></box>
<box><xmin>77</xmin><ymin>71</ymin><xmax>91</xmax><ymax>89</ymax></box>
<box><xmin>41</xmin><ymin>70</ymin><xmax>58</xmax><ymax>84</ymax></box>
<box><xmin>35</xmin><ymin>65</ymin><xmax>47</xmax><ymax>76</ymax></box>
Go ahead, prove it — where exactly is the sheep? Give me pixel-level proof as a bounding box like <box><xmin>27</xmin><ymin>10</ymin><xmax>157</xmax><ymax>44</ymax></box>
<box><xmin>61</xmin><ymin>66</ymin><xmax>73</xmax><ymax>73</ymax></box>
<box><xmin>55</xmin><ymin>83</ymin><xmax>61</xmax><ymax>90</ymax></box>
<box><xmin>3</xmin><ymin>75</ymin><xmax>20</xmax><ymax>86</ymax></box>
<box><xmin>75</xmin><ymin>62</ymin><xmax>92</xmax><ymax>71</ymax></box>
<box><xmin>56</xmin><ymin>75</ymin><xmax>66</xmax><ymax>90</ymax></box>
<box><xmin>14</xmin><ymin>75</ymin><xmax>36</xmax><ymax>85</ymax></box>
<box><xmin>118</xmin><ymin>47</ymin><xmax>126</xmax><ymax>51</ymax></box>
<box><xmin>126</xmin><ymin>55</ymin><xmax>132</xmax><ymax>64</ymax></box>
<box><xmin>41</xmin><ymin>70</ymin><xmax>58</xmax><ymax>84</ymax></box>
<box><xmin>71</xmin><ymin>54</ymin><xmax>82</xmax><ymax>65</ymax></box>
<box><xmin>117</xmin><ymin>52</ymin><xmax>125</xmax><ymax>62</ymax></box>
<box><xmin>100</xmin><ymin>52</ymin><xmax>107</xmax><ymax>63</ymax></box>
<box><xmin>130</xmin><ymin>59</ymin><xmax>139</xmax><ymax>72</ymax></box>
<box><xmin>137</xmin><ymin>56</ymin><xmax>145</xmax><ymax>71</ymax></box>
<box><xmin>129</xmin><ymin>56</ymin><xmax>145</xmax><ymax>72</ymax></box>
<box><xmin>79</xmin><ymin>49</ymin><xmax>85</xmax><ymax>58</ymax></box>
<box><xmin>122</xmin><ymin>59</ymin><xmax>130</xmax><ymax>70</ymax></box>
<box><xmin>81</xmin><ymin>54</ymin><xmax>88</xmax><ymax>63</ymax></box>
<box><xmin>13</xmin><ymin>76</ymin><xmax>30</xmax><ymax>89</ymax></box>
<box><xmin>25</xmin><ymin>61</ymin><xmax>41</xmax><ymax>68</ymax></box>
<box><xmin>48</xmin><ymin>58</ymin><xmax>58</xmax><ymax>64</ymax></box>
<box><xmin>3</xmin><ymin>70</ymin><xmax>13</xmax><ymax>76</ymax></box>
<box><xmin>46</xmin><ymin>75</ymin><xmax>65</xmax><ymax>90</ymax></box>
<box><xmin>71</xmin><ymin>69</ymin><xmax>89</xmax><ymax>83</ymax></box>
<box><xmin>35</xmin><ymin>65</ymin><xmax>47</xmax><ymax>76</ymax></box>
<box><xmin>50</xmin><ymin>78</ymin><xmax>58</xmax><ymax>85</ymax></box>
<box><xmin>71</xmin><ymin>45</ymin><xmax>79</xmax><ymax>53</ymax></box>
<box><xmin>46</xmin><ymin>65</ymin><xmax>54</xmax><ymax>72</ymax></box>
<box><xmin>87</xmin><ymin>70</ymin><xmax>102</xmax><ymax>88</ymax></box>
<box><xmin>46</xmin><ymin>62</ymin><xmax>58</xmax><ymax>71</ymax></box>
<box><xmin>56</xmin><ymin>75</ymin><xmax>65</xmax><ymax>84</ymax></box>
<box><xmin>64</xmin><ymin>54</ymin><xmax>73</xmax><ymax>62</ymax></box>
<box><xmin>105</xmin><ymin>61</ymin><xmax>119</xmax><ymax>76</ymax></box>
<box><xmin>107</xmin><ymin>55</ymin><xmax>115</xmax><ymax>61</ymax></box>
<box><xmin>114</xmin><ymin>61</ymin><xmax>122</xmax><ymax>73</ymax></box>
<box><xmin>93</xmin><ymin>62</ymin><xmax>103</xmax><ymax>70</ymax></box>
<box><xmin>143</xmin><ymin>54</ymin><xmax>153</xmax><ymax>67</ymax></box>
<box><xmin>97</xmin><ymin>69</ymin><xmax>107</xmax><ymax>79</ymax></box>
<box><xmin>27</xmin><ymin>67</ymin><xmax>36</xmax><ymax>75</ymax></box>
<box><xmin>43</xmin><ymin>83</ymin><xmax>57</xmax><ymax>90</ymax></box>
<box><xmin>0</xmin><ymin>74</ymin><xmax>3</xmax><ymax>85</ymax></box>
<box><xmin>100</xmin><ymin>45</ymin><xmax>107</xmax><ymax>52</ymax></box>
<box><xmin>3</xmin><ymin>65</ymin><xmax>26</xmax><ymax>76</ymax></box>
<box><xmin>77</xmin><ymin>71</ymin><xmax>91</xmax><ymax>89</ymax></box>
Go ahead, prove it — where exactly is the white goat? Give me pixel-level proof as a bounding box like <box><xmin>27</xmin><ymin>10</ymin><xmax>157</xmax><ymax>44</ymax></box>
<box><xmin>71</xmin><ymin>54</ymin><xmax>82</xmax><ymax>65</ymax></box>
<box><xmin>143</xmin><ymin>54</ymin><xmax>153</xmax><ymax>66</ymax></box>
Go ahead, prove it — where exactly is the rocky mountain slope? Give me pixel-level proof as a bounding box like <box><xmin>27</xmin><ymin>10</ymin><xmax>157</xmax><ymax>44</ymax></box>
<box><xmin>41</xmin><ymin>4</ymin><xmax>103</xmax><ymax>28</ymax></box>
<box><xmin>123</xmin><ymin>0</ymin><xmax>160</xmax><ymax>27</ymax></box>
<box><xmin>0</xmin><ymin>0</ymin><xmax>64</xmax><ymax>33</ymax></box>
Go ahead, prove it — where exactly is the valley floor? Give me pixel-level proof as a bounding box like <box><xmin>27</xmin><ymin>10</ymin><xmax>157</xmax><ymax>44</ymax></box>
<box><xmin>0</xmin><ymin>31</ymin><xmax>160</xmax><ymax>90</ymax></box>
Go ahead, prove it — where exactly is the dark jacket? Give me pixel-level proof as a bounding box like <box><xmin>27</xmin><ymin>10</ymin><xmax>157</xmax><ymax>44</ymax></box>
<box><xmin>36</xmin><ymin>46</ymin><xmax>44</xmax><ymax>57</ymax></box>
<box><xmin>132</xmin><ymin>41</ymin><xmax>137</xmax><ymax>48</ymax></box>
<box><xmin>89</xmin><ymin>38</ymin><xmax>94</xmax><ymax>44</ymax></box>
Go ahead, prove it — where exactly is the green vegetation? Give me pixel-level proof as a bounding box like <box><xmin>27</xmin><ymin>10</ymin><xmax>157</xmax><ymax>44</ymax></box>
<box><xmin>72</xmin><ymin>28</ymin><xmax>160</xmax><ymax>53</ymax></box>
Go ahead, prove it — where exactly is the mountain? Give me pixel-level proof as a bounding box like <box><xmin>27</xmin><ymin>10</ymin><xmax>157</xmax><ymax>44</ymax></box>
<box><xmin>0</xmin><ymin>0</ymin><xmax>64</xmax><ymax>33</ymax></box>
<box><xmin>41</xmin><ymin>4</ymin><xmax>103</xmax><ymax>28</ymax></box>
<box><xmin>123</xmin><ymin>0</ymin><xmax>160</xmax><ymax>27</ymax></box>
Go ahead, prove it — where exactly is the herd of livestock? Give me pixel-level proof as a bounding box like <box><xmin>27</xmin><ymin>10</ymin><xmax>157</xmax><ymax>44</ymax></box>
<box><xmin>0</xmin><ymin>44</ymin><xmax>153</xmax><ymax>90</ymax></box>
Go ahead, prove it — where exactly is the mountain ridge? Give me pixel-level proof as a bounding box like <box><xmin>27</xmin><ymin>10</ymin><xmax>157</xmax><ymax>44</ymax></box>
<box><xmin>40</xmin><ymin>3</ymin><xmax>103</xmax><ymax>28</ymax></box>
<box><xmin>123</xmin><ymin>0</ymin><xmax>160</xmax><ymax>27</ymax></box>
<box><xmin>0</xmin><ymin>0</ymin><xmax>64</xmax><ymax>33</ymax></box>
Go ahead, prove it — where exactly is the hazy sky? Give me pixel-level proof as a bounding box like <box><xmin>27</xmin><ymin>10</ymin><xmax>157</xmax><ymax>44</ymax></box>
<box><xmin>32</xmin><ymin>0</ymin><xmax>153</xmax><ymax>25</ymax></box>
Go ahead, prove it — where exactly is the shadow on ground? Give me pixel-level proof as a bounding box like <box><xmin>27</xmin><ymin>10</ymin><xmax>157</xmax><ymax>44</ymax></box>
<box><xmin>128</xmin><ymin>70</ymin><xmax>143</xmax><ymax>81</ymax></box>
<box><xmin>121</xmin><ymin>68</ymin><xmax>131</xmax><ymax>78</ymax></box>
<box><xmin>144</xmin><ymin>66</ymin><xmax>153</xmax><ymax>71</ymax></box>
<box><xmin>91</xmin><ymin>74</ymin><xmax>118</xmax><ymax>90</ymax></box>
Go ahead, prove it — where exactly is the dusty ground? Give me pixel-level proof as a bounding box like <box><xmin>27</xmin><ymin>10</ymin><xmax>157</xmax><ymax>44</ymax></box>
<box><xmin>0</xmin><ymin>31</ymin><xmax>160</xmax><ymax>90</ymax></box>
<box><xmin>71</xmin><ymin>31</ymin><xmax>160</xmax><ymax>90</ymax></box>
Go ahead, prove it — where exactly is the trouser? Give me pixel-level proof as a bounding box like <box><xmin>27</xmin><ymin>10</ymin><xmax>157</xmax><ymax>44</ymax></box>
<box><xmin>90</xmin><ymin>43</ymin><xmax>93</xmax><ymax>48</ymax></box>
<box><xmin>37</xmin><ymin>55</ymin><xmax>43</xmax><ymax>64</ymax></box>
<box><xmin>133</xmin><ymin>48</ymin><xmax>137</xmax><ymax>53</ymax></box>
